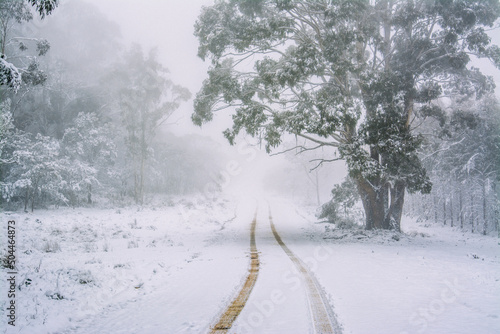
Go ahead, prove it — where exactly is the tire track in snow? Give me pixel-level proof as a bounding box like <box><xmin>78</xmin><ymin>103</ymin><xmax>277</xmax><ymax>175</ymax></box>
<box><xmin>210</xmin><ymin>210</ymin><xmax>260</xmax><ymax>333</ymax></box>
<box><xmin>269</xmin><ymin>207</ymin><xmax>342</xmax><ymax>334</ymax></box>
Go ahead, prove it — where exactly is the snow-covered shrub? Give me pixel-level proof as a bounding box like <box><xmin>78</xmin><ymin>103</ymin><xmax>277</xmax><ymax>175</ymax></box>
<box><xmin>102</xmin><ymin>240</ymin><xmax>110</xmax><ymax>252</ymax></box>
<box><xmin>75</xmin><ymin>270</ymin><xmax>95</xmax><ymax>285</ymax></box>
<box><xmin>0</xmin><ymin>251</ymin><xmax>13</xmax><ymax>269</ymax></box>
<box><xmin>0</xmin><ymin>58</ymin><xmax>22</xmax><ymax>91</ymax></box>
<box><xmin>83</xmin><ymin>242</ymin><xmax>97</xmax><ymax>253</ymax></box>
<box><xmin>127</xmin><ymin>240</ymin><xmax>139</xmax><ymax>248</ymax></box>
<box><xmin>129</xmin><ymin>218</ymin><xmax>140</xmax><ymax>229</ymax></box>
<box><xmin>50</xmin><ymin>227</ymin><xmax>63</xmax><ymax>236</ymax></box>
<box><xmin>2</xmin><ymin>133</ymin><xmax>69</xmax><ymax>210</ymax></box>
<box><xmin>42</xmin><ymin>240</ymin><xmax>61</xmax><ymax>253</ymax></box>
<box><xmin>45</xmin><ymin>291</ymin><xmax>64</xmax><ymax>300</ymax></box>
<box><xmin>317</xmin><ymin>201</ymin><xmax>338</xmax><ymax>223</ymax></box>
<box><xmin>318</xmin><ymin>177</ymin><xmax>362</xmax><ymax>229</ymax></box>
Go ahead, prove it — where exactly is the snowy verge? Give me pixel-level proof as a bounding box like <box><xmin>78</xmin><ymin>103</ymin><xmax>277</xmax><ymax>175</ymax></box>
<box><xmin>270</xmin><ymin>198</ymin><xmax>500</xmax><ymax>334</ymax></box>
<box><xmin>0</xmin><ymin>195</ymin><xmax>245</xmax><ymax>334</ymax></box>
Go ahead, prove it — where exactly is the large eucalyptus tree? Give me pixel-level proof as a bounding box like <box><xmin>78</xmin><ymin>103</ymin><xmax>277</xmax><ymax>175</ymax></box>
<box><xmin>193</xmin><ymin>0</ymin><xmax>500</xmax><ymax>230</ymax></box>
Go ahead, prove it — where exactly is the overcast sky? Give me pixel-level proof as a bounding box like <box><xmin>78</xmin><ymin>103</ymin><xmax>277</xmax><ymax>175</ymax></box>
<box><xmin>85</xmin><ymin>0</ymin><xmax>228</xmax><ymax>140</ymax></box>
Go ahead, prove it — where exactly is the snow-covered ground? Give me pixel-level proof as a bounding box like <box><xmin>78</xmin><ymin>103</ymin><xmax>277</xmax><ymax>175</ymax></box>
<box><xmin>1</xmin><ymin>195</ymin><xmax>499</xmax><ymax>334</ymax></box>
<box><xmin>270</xmin><ymin>199</ymin><xmax>500</xmax><ymax>334</ymax></box>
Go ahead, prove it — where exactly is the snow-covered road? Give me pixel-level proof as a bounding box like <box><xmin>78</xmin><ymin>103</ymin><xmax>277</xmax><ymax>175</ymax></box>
<box><xmin>1</xmin><ymin>195</ymin><xmax>499</xmax><ymax>334</ymax></box>
<box><xmin>223</xmin><ymin>200</ymin><xmax>337</xmax><ymax>334</ymax></box>
<box><xmin>268</xmin><ymin>199</ymin><xmax>500</xmax><ymax>334</ymax></box>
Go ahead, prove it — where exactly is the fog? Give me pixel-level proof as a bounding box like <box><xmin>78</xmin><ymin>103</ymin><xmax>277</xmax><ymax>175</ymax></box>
<box><xmin>2</xmin><ymin>2</ymin><xmax>499</xmax><ymax>333</ymax></box>
<box><xmin>83</xmin><ymin>0</ymin><xmax>346</xmax><ymax>202</ymax></box>
<box><xmin>85</xmin><ymin>0</ymin><xmax>218</xmax><ymax>138</ymax></box>
<box><xmin>1</xmin><ymin>0</ymin><xmax>498</xmax><ymax>210</ymax></box>
<box><xmin>0</xmin><ymin>0</ymin><xmax>342</xmax><ymax>211</ymax></box>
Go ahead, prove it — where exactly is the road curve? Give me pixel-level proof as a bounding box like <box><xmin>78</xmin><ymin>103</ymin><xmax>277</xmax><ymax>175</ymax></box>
<box><xmin>268</xmin><ymin>207</ymin><xmax>342</xmax><ymax>334</ymax></box>
<box><xmin>210</xmin><ymin>210</ymin><xmax>260</xmax><ymax>333</ymax></box>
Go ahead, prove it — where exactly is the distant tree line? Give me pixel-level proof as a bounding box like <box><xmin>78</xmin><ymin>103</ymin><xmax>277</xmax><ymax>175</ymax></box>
<box><xmin>405</xmin><ymin>96</ymin><xmax>499</xmax><ymax>234</ymax></box>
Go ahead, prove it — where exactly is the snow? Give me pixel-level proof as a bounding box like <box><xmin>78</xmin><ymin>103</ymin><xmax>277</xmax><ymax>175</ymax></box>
<box><xmin>270</xmin><ymin>199</ymin><xmax>500</xmax><ymax>334</ymax></box>
<box><xmin>1</xmin><ymin>195</ymin><xmax>499</xmax><ymax>334</ymax></box>
<box><xmin>0</xmin><ymin>58</ymin><xmax>21</xmax><ymax>92</ymax></box>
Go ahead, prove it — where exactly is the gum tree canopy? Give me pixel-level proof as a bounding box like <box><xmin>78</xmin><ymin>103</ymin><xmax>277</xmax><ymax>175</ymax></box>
<box><xmin>193</xmin><ymin>0</ymin><xmax>500</xmax><ymax>231</ymax></box>
<box><xmin>0</xmin><ymin>0</ymin><xmax>58</xmax><ymax>90</ymax></box>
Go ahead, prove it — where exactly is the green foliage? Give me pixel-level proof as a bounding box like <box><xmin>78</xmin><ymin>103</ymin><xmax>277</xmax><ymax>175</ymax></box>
<box><xmin>317</xmin><ymin>200</ymin><xmax>340</xmax><ymax>223</ymax></box>
<box><xmin>0</xmin><ymin>0</ymin><xmax>58</xmax><ymax>91</ymax></box>
<box><xmin>2</xmin><ymin>133</ymin><xmax>66</xmax><ymax>208</ymax></box>
<box><xmin>318</xmin><ymin>177</ymin><xmax>360</xmax><ymax>227</ymax></box>
<box><xmin>0</xmin><ymin>0</ymin><xmax>33</xmax><ymax>24</ymax></box>
<box><xmin>0</xmin><ymin>99</ymin><xmax>14</xmax><ymax>163</ymax></box>
<box><xmin>331</xmin><ymin>177</ymin><xmax>360</xmax><ymax>210</ymax></box>
<box><xmin>27</xmin><ymin>0</ymin><xmax>58</xmax><ymax>18</ymax></box>
<box><xmin>193</xmin><ymin>0</ymin><xmax>500</xmax><ymax>229</ymax></box>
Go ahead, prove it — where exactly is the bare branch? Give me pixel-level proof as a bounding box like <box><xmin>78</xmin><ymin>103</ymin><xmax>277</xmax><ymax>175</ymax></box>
<box><xmin>297</xmin><ymin>133</ymin><xmax>340</xmax><ymax>147</ymax></box>
<box><xmin>309</xmin><ymin>157</ymin><xmax>342</xmax><ymax>171</ymax></box>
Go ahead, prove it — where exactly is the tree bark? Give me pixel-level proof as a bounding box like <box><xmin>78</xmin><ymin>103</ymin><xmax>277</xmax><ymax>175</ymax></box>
<box><xmin>450</xmin><ymin>192</ymin><xmax>454</xmax><ymax>228</ymax></box>
<box><xmin>385</xmin><ymin>181</ymin><xmax>405</xmax><ymax>231</ymax></box>
<box><xmin>494</xmin><ymin>182</ymin><xmax>499</xmax><ymax>234</ymax></box>
<box><xmin>356</xmin><ymin>177</ymin><xmax>386</xmax><ymax>230</ymax></box>
<box><xmin>24</xmin><ymin>187</ymin><xmax>29</xmax><ymax>212</ymax></box>
<box><xmin>459</xmin><ymin>186</ymin><xmax>464</xmax><ymax>229</ymax></box>
<box><xmin>138</xmin><ymin>117</ymin><xmax>146</xmax><ymax>205</ymax></box>
<box><xmin>139</xmin><ymin>153</ymin><xmax>144</xmax><ymax>205</ymax></box>
<box><xmin>470</xmin><ymin>192</ymin><xmax>475</xmax><ymax>233</ymax></box>
<box><xmin>434</xmin><ymin>195</ymin><xmax>438</xmax><ymax>224</ymax></box>
<box><xmin>87</xmin><ymin>184</ymin><xmax>92</xmax><ymax>204</ymax></box>
<box><xmin>443</xmin><ymin>197</ymin><xmax>447</xmax><ymax>225</ymax></box>
<box><xmin>483</xmin><ymin>180</ymin><xmax>487</xmax><ymax>235</ymax></box>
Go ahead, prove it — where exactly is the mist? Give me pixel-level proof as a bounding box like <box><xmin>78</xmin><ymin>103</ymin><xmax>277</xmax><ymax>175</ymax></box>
<box><xmin>1</xmin><ymin>1</ymin><xmax>499</xmax><ymax>333</ymax></box>
<box><xmin>0</xmin><ymin>0</ymin><xmax>341</xmax><ymax>209</ymax></box>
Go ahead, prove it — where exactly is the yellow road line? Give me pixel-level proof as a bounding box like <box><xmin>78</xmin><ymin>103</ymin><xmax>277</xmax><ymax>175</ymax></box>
<box><xmin>210</xmin><ymin>211</ymin><xmax>259</xmax><ymax>333</ymax></box>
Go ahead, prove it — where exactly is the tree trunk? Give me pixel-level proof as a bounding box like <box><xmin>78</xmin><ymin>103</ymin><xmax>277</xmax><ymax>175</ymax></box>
<box><xmin>434</xmin><ymin>195</ymin><xmax>438</xmax><ymax>224</ymax></box>
<box><xmin>139</xmin><ymin>153</ymin><xmax>144</xmax><ymax>205</ymax></box>
<box><xmin>423</xmin><ymin>194</ymin><xmax>429</xmax><ymax>220</ymax></box>
<box><xmin>483</xmin><ymin>180</ymin><xmax>487</xmax><ymax>235</ymax></box>
<box><xmin>443</xmin><ymin>196</ymin><xmax>447</xmax><ymax>225</ymax></box>
<box><xmin>381</xmin><ymin>182</ymin><xmax>390</xmax><ymax>228</ymax></box>
<box><xmin>24</xmin><ymin>187</ymin><xmax>29</xmax><ymax>212</ymax></box>
<box><xmin>470</xmin><ymin>192</ymin><xmax>475</xmax><ymax>233</ymax></box>
<box><xmin>87</xmin><ymin>184</ymin><xmax>92</xmax><ymax>204</ymax></box>
<box><xmin>494</xmin><ymin>182</ymin><xmax>499</xmax><ymax>234</ymax></box>
<box><xmin>134</xmin><ymin>171</ymin><xmax>139</xmax><ymax>203</ymax></box>
<box><xmin>31</xmin><ymin>179</ymin><xmax>39</xmax><ymax>212</ymax></box>
<box><xmin>450</xmin><ymin>192</ymin><xmax>454</xmax><ymax>228</ymax></box>
<box><xmin>385</xmin><ymin>181</ymin><xmax>405</xmax><ymax>231</ymax></box>
<box><xmin>356</xmin><ymin>177</ymin><xmax>386</xmax><ymax>230</ymax></box>
<box><xmin>459</xmin><ymin>186</ymin><xmax>464</xmax><ymax>229</ymax></box>
<box><xmin>138</xmin><ymin>118</ymin><xmax>146</xmax><ymax>205</ymax></box>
